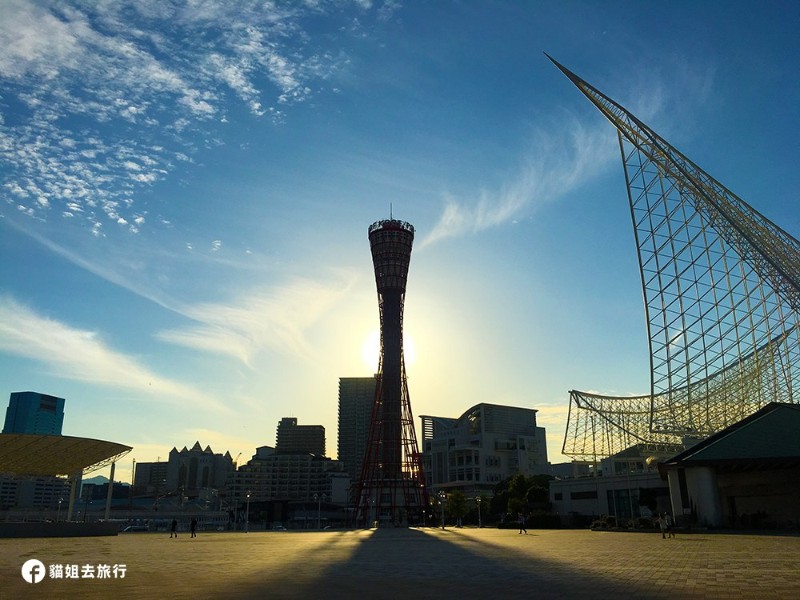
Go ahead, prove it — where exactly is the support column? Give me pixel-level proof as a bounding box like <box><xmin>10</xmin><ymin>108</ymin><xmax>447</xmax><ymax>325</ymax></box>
<box><xmin>104</xmin><ymin>461</ymin><xmax>116</xmax><ymax>521</ymax></box>
<box><xmin>67</xmin><ymin>471</ymin><xmax>81</xmax><ymax>521</ymax></box>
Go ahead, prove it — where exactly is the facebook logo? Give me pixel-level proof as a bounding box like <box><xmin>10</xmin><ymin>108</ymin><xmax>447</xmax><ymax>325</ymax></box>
<box><xmin>21</xmin><ymin>559</ymin><xmax>46</xmax><ymax>583</ymax></box>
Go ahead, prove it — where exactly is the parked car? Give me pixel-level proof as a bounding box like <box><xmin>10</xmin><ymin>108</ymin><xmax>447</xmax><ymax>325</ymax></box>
<box><xmin>122</xmin><ymin>525</ymin><xmax>149</xmax><ymax>532</ymax></box>
<box><xmin>272</xmin><ymin>524</ymin><xmax>287</xmax><ymax>531</ymax></box>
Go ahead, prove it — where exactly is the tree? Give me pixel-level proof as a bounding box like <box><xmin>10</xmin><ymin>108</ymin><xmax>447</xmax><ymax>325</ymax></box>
<box><xmin>447</xmin><ymin>489</ymin><xmax>467</xmax><ymax>527</ymax></box>
<box><xmin>507</xmin><ymin>496</ymin><xmax>526</xmax><ymax>516</ymax></box>
<box><xmin>507</xmin><ymin>473</ymin><xmax>529</xmax><ymax>515</ymax></box>
<box><xmin>526</xmin><ymin>485</ymin><xmax>549</xmax><ymax>504</ymax></box>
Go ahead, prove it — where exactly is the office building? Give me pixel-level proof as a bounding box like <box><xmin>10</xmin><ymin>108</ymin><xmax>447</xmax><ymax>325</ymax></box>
<box><xmin>276</xmin><ymin>418</ymin><xmax>325</xmax><ymax>456</ymax></box>
<box><xmin>421</xmin><ymin>403</ymin><xmax>549</xmax><ymax>495</ymax></box>
<box><xmin>337</xmin><ymin>376</ymin><xmax>377</xmax><ymax>482</ymax></box>
<box><xmin>132</xmin><ymin>461</ymin><xmax>169</xmax><ymax>495</ymax></box>
<box><xmin>2</xmin><ymin>391</ymin><xmax>65</xmax><ymax>435</ymax></box>
<box><xmin>0</xmin><ymin>475</ymin><xmax>71</xmax><ymax>510</ymax></box>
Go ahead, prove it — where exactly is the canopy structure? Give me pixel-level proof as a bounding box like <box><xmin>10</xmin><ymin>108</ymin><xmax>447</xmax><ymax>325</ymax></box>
<box><xmin>0</xmin><ymin>433</ymin><xmax>132</xmax><ymax>477</ymax></box>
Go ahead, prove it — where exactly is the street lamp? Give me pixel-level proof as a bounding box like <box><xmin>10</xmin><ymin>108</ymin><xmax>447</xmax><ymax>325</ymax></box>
<box><xmin>57</xmin><ymin>497</ymin><xmax>63</xmax><ymax>523</ymax></box>
<box><xmin>245</xmin><ymin>491</ymin><xmax>251</xmax><ymax>533</ymax></box>
<box><xmin>437</xmin><ymin>490</ymin><xmax>446</xmax><ymax>530</ymax></box>
<box><xmin>476</xmin><ymin>496</ymin><xmax>482</xmax><ymax>529</ymax></box>
<box><xmin>314</xmin><ymin>493</ymin><xmax>326</xmax><ymax>529</ymax></box>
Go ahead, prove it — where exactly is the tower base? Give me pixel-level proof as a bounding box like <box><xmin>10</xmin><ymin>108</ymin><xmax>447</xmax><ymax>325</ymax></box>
<box><xmin>356</xmin><ymin>477</ymin><xmax>427</xmax><ymax>527</ymax></box>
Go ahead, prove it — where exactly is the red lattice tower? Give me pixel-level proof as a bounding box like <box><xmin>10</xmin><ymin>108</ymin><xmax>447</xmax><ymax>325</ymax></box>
<box><xmin>356</xmin><ymin>218</ymin><xmax>428</xmax><ymax>526</ymax></box>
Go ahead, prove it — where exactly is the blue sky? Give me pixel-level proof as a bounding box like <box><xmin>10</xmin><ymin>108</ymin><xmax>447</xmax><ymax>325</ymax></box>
<box><xmin>1</xmin><ymin>1</ymin><xmax>798</xmax><ymax>483</ymax></box>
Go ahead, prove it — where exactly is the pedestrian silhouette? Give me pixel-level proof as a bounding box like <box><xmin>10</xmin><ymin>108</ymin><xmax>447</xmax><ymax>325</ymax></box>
<box><xmin>170</xmin><ymin>518</ymin><xmax>178</xmax><ymax>538</ymax></box>
<box><xmin>191</xmin><ymin>517</ymin><xmax>197</xmax><ymax>538</ymax></box>
<box><xmin>518</xmin><ymin>512</ymin><xmax>527</xmax><ymax>534</ymax></box>
<box><xmin>665</xmin><ymin>513</ymin><xmax>675</xmax><ymax>538</ymax></box>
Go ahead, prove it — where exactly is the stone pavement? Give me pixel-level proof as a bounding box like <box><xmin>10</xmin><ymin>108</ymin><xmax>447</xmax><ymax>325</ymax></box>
<box><xmin>2</xmin><ymin>527</ymin><xmax>799</xmax><ymax>599</ymax></box>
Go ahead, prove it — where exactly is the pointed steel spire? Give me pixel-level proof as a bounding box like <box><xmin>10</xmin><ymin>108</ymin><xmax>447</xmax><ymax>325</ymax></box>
<box><xmin>548</xmin><ymin>55</ymin><xmax>800</xmax><ymax>453</ymax></box>
<box><xmin>547</xmin><ymin>54</ymin><xmax>800</xmax><ymax>306</ymax></box>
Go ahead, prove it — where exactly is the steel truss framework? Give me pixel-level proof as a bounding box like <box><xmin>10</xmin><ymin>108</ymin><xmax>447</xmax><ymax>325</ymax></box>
<box><xmin>356</xmin><ymin>356</ymin><xmax>427</xmax><ymax>525</ymax></box>
<box><xmin>549</xmin><ymin>56</ymin><xmax>800</xmax><ymax>461</ymax></box>
<box><xmin>356</xmin><ymin>220</ymin><xmax>427</xmax><ymax>526</ymax></box>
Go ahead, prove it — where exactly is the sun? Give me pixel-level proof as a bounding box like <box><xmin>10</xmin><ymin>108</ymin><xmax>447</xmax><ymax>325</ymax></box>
<box><xmin>361</xmin><ymin>329</ymin><xmax>416</xmax><ymax>370</ymax></box>
<box><xmin>361</xmin><ymin>329</ymin><xmax>381</xmax><ymax>371</ymax></box>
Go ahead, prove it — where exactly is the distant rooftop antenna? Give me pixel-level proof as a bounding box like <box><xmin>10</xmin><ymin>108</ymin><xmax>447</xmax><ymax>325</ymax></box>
<box><xmin>390</xmin><ymin>203</ymin><xmax>393</xmax><ymax>219</ymax></box>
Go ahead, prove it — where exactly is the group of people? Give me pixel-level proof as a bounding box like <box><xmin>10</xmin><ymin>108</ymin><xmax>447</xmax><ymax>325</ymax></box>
<box><xmin>658</xmin><ymin>512</ymin><xmax>675</xmax><ymax>538</ymax></box>
<box><xmin>169</xmin><ymin>517</ymin><xmax>199</xmax><ymax>538</ymax></box>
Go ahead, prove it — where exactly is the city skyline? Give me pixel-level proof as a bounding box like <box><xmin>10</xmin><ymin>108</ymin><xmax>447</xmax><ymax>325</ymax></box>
<box><xmin>1</xmin><ymin>2</ymin><xmax>799</xmax><ymax>484</ymax></box>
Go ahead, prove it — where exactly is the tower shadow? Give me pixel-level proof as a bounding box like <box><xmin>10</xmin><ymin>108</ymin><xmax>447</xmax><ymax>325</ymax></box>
<box><xmin>227</xmin><ymin>528</ymin><xmax>674</xmax><ymax>600</ymax></box>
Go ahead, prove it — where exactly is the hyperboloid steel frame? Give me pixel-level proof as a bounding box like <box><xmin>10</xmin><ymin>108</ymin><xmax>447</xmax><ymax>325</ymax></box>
<box><xmin>356</xmin><ymin>219</ymin><xmax>427</xmax><ymax>526</ymax></box>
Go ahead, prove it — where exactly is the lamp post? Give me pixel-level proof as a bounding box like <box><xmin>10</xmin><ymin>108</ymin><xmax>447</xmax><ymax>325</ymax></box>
<box><xmin>438</xmin><ymin>490</ymin><xmax>446</xmax><ymax>530</ymax></box>
<box><xmin>245</xmin><ymin>491</ymin><xmax>251</xmax><ymax>533</ymax></box>
<box><xmin>314</xmin><ymin>493</ymin><xmax>326</xmax><ymax>529</ymax></box>
<box><xmin>476</xmin><ymin>496</ymin><xmax>482</xmax><ymax>529</ymax></box>
<box><xmin>57</xmin><ymin>497</ymin><xmax>63</xmax><ymax>523</ymax></box>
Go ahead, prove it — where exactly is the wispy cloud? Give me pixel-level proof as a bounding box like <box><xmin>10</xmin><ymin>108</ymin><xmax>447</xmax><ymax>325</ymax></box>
<box><xmin>5</xmin><ymin>215</ymin><xmax>358</xmax><ymax>368</ymax></box>
<box><xmin>421</xmin><ymin>115</ymin><xmax>616</xmax><ymax>247</ymax></box>
<box><xmin>0</xmin><ymin>0</ymin><xmax>373</xmax><ymax>235</ymax></box>
<box><xmin>157</xmin><ymin>271</ymin><xmax>358</xmax><ymax>364</ymax></box>
<box><xmin>420</xmin><ymin>57</ymin><xmax>717</xmax><ymax>248</ymax></box>
<box><xmin>0</xmin><ymin>295</ymin><xmax>224</xmax><ymax>410</ymax></box>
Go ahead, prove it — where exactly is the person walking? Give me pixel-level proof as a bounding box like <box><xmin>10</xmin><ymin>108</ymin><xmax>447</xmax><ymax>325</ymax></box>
<box><xmin>518</xmin><ymin>512</ymin><xmax>527</xmax><ymax>535</ymax></box>
<box><xmin>658</xmin><ymin>513</ymin><xmax>667</xmax><ymax>538</ymax></box>
<box><xmin>190</xmin><ymin>517</ymin><xmax>198</xmax><ymax>538</ymax></box>
<box><xmin>665</xmin><ymin>513</ymin><xmax>675</xmax><ymax>538</ymax></box>
<box><xmin>170</xmin><ymin>518</ymin><xmax>178</xmax><ymax>538</ymax></box>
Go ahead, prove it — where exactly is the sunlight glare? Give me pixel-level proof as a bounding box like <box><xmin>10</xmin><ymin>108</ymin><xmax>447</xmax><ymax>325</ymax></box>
<box><xmin>361</xmin><ymin>329</ymin><xmax>416</xmax><ymax>370</ymax></box>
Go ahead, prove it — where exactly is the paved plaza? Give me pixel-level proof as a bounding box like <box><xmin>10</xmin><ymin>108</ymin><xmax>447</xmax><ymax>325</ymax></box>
<box><xmin>2</xmin><ymin>527</ymin><xmax>799</xmax><ymax>599</ymax></box>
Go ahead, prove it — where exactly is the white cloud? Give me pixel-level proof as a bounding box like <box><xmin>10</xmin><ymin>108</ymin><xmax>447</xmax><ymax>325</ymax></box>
<box><xmin>0</xmin><ymin>0</ymin><xmax>368</xmax><ymax>234</ymax></box>
<box><xmin>421</xmin><ymin>116</ymin><xmax>616</xmax><ymax>247</ymax></box>
<box><xmin>157</xmin><ymin>272</ymin><xmax>357</xmax><ymax>365</ymax></box>
<box><xmin>0</xmin><ymin>296</ymin><xmax>224</xmax><ymax>410</ymax></box>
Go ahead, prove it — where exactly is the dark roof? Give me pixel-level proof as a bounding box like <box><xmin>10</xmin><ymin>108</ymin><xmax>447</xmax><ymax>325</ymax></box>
<box><xmin>661</xmin><ymin>403</ymin><xmax>800</xmax><ymax>470</ymax></box>
<box><xmin>0</xmin><ymin>434</ymin><xmax>132</xmax><ymax>477</ymax></box>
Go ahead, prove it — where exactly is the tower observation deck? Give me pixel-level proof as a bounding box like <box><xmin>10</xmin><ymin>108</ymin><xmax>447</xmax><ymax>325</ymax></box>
<box><xmin>356</xmin><ymin>219</ymin><xmax>427</xmax><ymax>526</ymax></box>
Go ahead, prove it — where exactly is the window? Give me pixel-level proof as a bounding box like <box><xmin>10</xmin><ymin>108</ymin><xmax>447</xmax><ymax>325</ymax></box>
<box><xmin>570</xmin><ymin>490</ymin><xmax>598</xmax><ymax>500</ymax></box>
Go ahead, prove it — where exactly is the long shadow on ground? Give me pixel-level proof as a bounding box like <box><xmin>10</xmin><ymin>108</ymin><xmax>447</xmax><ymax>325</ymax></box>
<box><xmin>226</xmin><ymin>528</ymin><xmax>675</xmax><ymax>600</ymax></box>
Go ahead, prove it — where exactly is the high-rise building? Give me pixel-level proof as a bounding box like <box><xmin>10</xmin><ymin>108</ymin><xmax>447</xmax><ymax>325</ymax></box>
<box><xmin>132</xmin><ymin>461</ymin><xmax>169</xmax><ymax>495</ymax></box>
<box><xmin>2</xmin><ymin>391</ymin><xmax>65</xmax><ymax>435</ymax></box>
<box><xmin>337</xmin><ymin>376</ymin><xmax>377</xmax><ymax>482</ymax></box>
<box><xmin>276</xmin><ymin>417</ymin><xmax>325</xmax><ymax>456</ymax></box>
<box><xmin>357</xmin><ymin>218</ymin><xmax>427</xmax><ymax>526</ymax></box>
